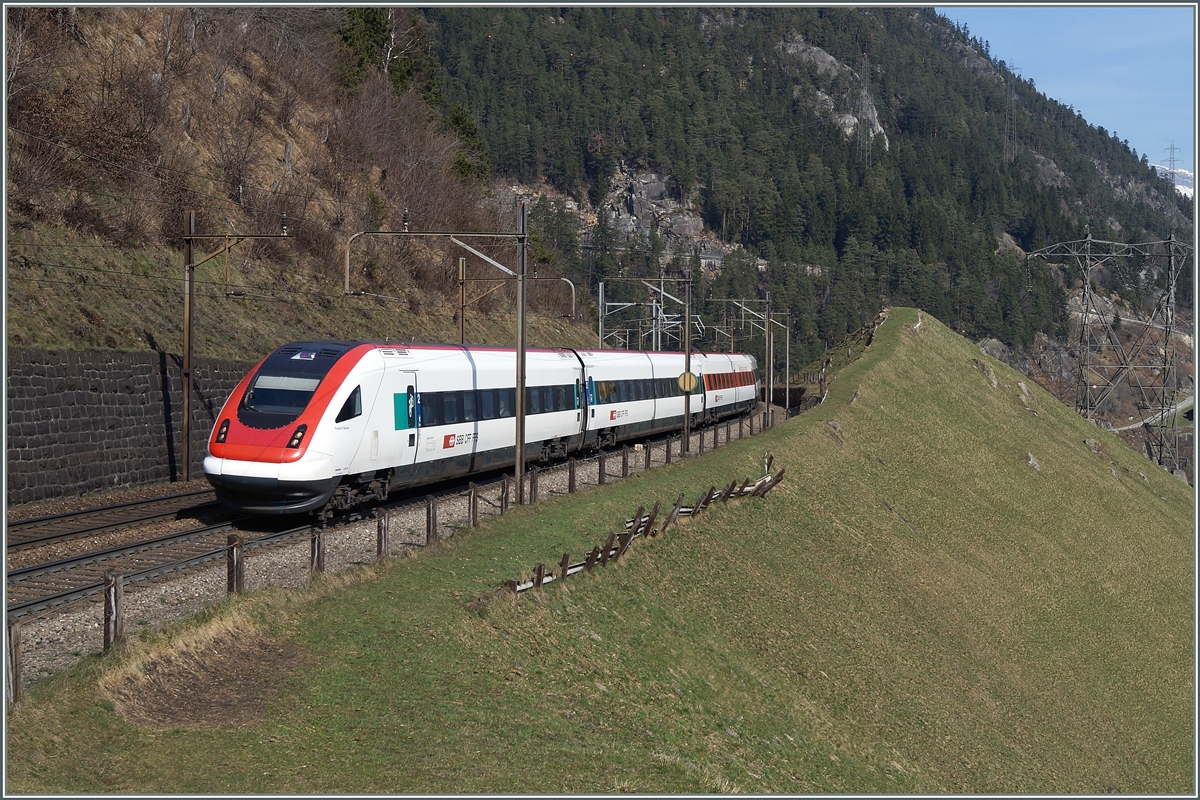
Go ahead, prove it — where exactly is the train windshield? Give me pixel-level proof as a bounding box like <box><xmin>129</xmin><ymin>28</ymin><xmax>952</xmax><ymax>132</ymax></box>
<box><xmin>235</xmin><ymin>341</ymin><xmax>360</xmax><ymax>429</ymax></box>
<box><xmin>243</xmin><ymin>374</ymin><xmax>321</xmax><ymax>415</ymax></box>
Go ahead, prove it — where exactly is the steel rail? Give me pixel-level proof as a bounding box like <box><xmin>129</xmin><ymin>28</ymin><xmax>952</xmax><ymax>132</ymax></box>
<box><xmin>6</xmin><ymin>490</ymin><xmax>219</xmax><ymax>551</ymax></box>
<box><xmin>5</xmin><ymin>522</ymin><xmax>314</xmax><ymax>619</ymax></box>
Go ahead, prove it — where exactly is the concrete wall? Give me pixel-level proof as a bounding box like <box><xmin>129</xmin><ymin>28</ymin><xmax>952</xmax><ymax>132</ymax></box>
<box><xmin>6</xmin><ymin>349</ymin><xmax>252</xmax><ymax>506</ymax></box>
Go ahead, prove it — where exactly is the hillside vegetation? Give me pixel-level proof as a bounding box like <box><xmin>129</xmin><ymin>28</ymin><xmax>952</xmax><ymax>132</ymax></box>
<box><xmin>5</xmin><ymin>7</ymin><xmax>1192</xmax><ymax>371</ymax></box>
<box><xmin>426</xmin><ymin>6</ymin><xmax>1192</xmax><ymax>354</ymax></box>
<box><xmin>6</xmin><ymin>308</ymin><xmax>1192</xmax><ymax>794</ymax></box>
<box><xmin>5</xmin><ymin>7</ymin><xmax>592</xmax><ymax>362</ymax></box>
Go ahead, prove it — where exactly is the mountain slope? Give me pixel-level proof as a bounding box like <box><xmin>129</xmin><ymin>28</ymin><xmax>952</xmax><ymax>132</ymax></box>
<box><xmin>423</xmin><ymin>6</ymin><xmax>1191</xmax><ymax>356</ymax></box>
<box><xmin>5</xmin><ymin>308</ymin><xmax>1191</xmax><ymax>793</ymax></box>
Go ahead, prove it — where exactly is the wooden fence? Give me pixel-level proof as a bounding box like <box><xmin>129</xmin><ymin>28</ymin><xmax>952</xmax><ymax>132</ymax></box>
<box><xmin>505</xmin><ymin>465</ymin><xmax>786</xmax><ymax>594</ymax></box>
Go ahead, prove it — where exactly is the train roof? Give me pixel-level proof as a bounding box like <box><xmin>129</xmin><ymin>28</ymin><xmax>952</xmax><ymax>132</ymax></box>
<box><xmin>266</xmin><ymin>340</ymin><xmax>754</xmax><ymax>360</ymax></box>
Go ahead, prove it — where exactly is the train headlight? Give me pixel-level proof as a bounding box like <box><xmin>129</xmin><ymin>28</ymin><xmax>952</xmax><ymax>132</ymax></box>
<box><xmin>287</xmin><ymin>424</ymin><xmax>308</xmax><ymax>449</ymax></box>
<box><xmin>215</xmin><ymin>419</ymin><xmax>230</xmax><ymax>443</ymax></box>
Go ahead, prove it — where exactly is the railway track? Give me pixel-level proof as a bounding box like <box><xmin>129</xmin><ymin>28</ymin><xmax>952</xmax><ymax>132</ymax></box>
<box><xmin>3</xmin><ymin>483</ymin><xmax>462</xmax><ymax>621</ymax></box>
<box><xmin>5</xmin><ymin>518</ymin><xmax>310</xmax><ymax>619</ymax></box>
<box><xmin>6</xmin><ymin>489</ymin><xmax>220</xmax><ymax>551</ymax></box>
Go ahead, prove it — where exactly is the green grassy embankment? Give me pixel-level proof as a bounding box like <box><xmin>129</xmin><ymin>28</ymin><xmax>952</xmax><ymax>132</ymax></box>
<box><xmin>5</xmin><ymin>307</ymin><xmax>1193</xmax><ymax>793</ymax></box>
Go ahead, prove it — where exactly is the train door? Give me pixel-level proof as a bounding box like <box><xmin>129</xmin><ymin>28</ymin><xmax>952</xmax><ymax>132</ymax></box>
<box><xmin>571</xmin><ymin>365</ymin><xmax>587</xmax><ymax>451</ymax></box>
<box><xmin>390</xmin><ymin>371</ymin><xmax>420</xmax><ymax>471</ymax></box>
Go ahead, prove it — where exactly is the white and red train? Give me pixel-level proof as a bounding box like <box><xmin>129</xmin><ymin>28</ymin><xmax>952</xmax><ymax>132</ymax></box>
<box><xmin>203</xmin><ymin>340</ymin><xmax>760</xmax><ymax>516</ymax></box>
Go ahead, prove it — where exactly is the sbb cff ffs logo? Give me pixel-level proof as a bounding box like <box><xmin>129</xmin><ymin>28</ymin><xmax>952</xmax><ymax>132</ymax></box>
<box><xmin>609</xmin><ymin>409</ymin><xmax>629</xmax><ymax>420</ymax></box>
<box><xmin>443</xmin><ymin>432</ymin><xmax>479</xmax><ymax>449</ymax></box>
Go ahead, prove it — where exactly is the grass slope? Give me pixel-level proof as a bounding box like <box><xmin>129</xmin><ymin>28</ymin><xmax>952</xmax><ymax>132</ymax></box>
<box><xmin>5</xmin><ymin>308</ymin><xmax>1193</xmax><ymax>793</ymax></box>
<box><xmin>6</xmin><ymin>220</ymin><xmax>597</xmax><ymax>361</ymax></box>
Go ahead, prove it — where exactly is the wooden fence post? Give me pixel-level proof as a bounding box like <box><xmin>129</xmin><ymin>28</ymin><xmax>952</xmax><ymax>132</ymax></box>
<box><xmin>568</xmin><ymin>458</ymin><xmax>576</xmax><ymax>493</ymax></box>
<box><xmin>560</xmin><ymin>552</ymin><xmax>571</xmax><ymax>582</ymax></box>
<box><xmin>7</xmin><ymin>617</ymin><xmax>22</xmax><ymax>705</ymax></box>
<box><xmin>500</xmin><ymin>476</ymin><xmax>509</xmax><ymax>515</ymax></box>
<box><xmin>665</xmin><ymin>438</ymin><xmax>672</xmax><ymax>464</ymax></box>
<box><xmin>598</xmin><ymin>450</ymin><xmax>607</xmax><ymax>485</ymax></box>
<box><xmin>663</xmin><ymin>492</ymin><xmax>685</xmax><ymax>534</ymax></box>
<box><xmin>226</xmin><ymin>534</ymin><xmax>244</xmax><ymax>595</ymax></box>
<box><xmin>739</xmin><ymin>416</ymin><xmax>744</xmax><ymax>439</ymax></box>
<box><xmin>622</xmin><ymin>445</ymin><xmax>629</xmax><ymax>478</ymax></box>
<box><xmin>103</xmin><ymin>571</ymin><xmax>124</xmax><ymax>651</ymax></box>
<box><xmin>469</xmin><ymin>483</ymin><xmax>478</xmax><ymax>527</ymax></box>
<box><xmin>644</xmin><ymin>443</ymin><xmax>651</xmax><ymax>470</ymax></box>
<box><xmin>698</xmin><ymin>427</ymin><xmax>705</xmax><ymax>455</ymax></box>
<box><xmin>530</xmin><ymin>465</ymin><xmax>539</xmax><ymax>504</ymax></box>
<box><xmin>725</xmin><ymin>419</ymin><xmax>731</xmax><ymax>446</ymax></box>
<box><xmin>585</xmin><ymin>546</ymin><xmax>600</xmax><ymax>572</ymax></box>
<box><xmin>310</xmin><ymin>529</ymin><xmax>325</xmax><ymax>576</ymax></box>
<box><xmin>643</xmin><ymin>501</ymin><xmax>661</xmax><ymax>536</ymax></box>
<box><xmin>599</xmin><ymin>532</ymin><xmax>616</xmax><ymax>566</ymax></box>
<box><xmin>533</xmin><ymin>563</ymin><xmax>545</xmax><ymax>589</ymax></box>
<box><xmin>426</xmin><ymin>495</ymin><xmax>439</xmax><ymax>544</ymax></box>
<box><xmin>377</xmin><ymin>511</ymin><xmax>390</xmax><ymax>560</ymax></box>
<box><xmin>615</xmin><ymin>532</ymin><xmax>633</xmax><ymax>560</ymax></box>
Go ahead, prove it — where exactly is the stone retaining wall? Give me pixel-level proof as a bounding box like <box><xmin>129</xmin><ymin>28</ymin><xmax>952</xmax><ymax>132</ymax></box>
<box><xmin>6</xmin><ymin>349</ymin><xmax>252</xmax><ymax>506</ymax></box>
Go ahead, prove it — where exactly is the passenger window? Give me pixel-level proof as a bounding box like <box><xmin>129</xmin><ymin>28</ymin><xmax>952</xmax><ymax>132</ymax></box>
<box><xmin>499</xmin><ymin>388</ymin><xmax>514</xmax><ymax>418</ymax></box>
<box><xmin>543</xmin><ymin>386</ymin><xmax>555</xmax><ymax>412</ymax></box>
<box><xmin>335</xmin><ymin>386</ymin><xmax>362</xmax><ymax>423</ymax></box>
<box><xmin>443</xmin><ymin>392</ymin><xmax>459</xmax><ymax>424</ymax></box>
<box><xmin>463</xmin><ymin>391</ymin><xmax>477</xmax><ymax>421</ymax></box>
<box><xmin>527</xmin><ymin>387</ymin><xmax>541</xmax><ymax>415</ymax></box>
<box><xmin>481</xmin><ymin>389</ymin><xmax>496</xmax><ymax>420</ymax></box>
<box><xmin>429</xmin><ymin>393</ymin><xmax>444</xmax><ymax>426</ymax></box>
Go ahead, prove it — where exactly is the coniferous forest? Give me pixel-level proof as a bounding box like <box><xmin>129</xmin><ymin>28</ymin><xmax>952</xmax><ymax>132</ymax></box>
<box><xmin>417</xmin><ymin>6</ymin><xmax>1191</xmax><ymax>364</ymax></box>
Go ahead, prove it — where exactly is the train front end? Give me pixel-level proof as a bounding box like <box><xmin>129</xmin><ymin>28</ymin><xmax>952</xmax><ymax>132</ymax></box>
<box><xmin>203</xmin><ymin>341</ymin><xmax>369</xmax><ymax>515</ymax></box>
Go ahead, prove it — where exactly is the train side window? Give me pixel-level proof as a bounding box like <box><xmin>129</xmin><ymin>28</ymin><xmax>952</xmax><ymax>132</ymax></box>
<box><xmin>335</xmin><ymin>386</ymin><xmax>362</xmax><ymax>423</ymax></box>
<box><xmin>462</xmin><ymin>391</ymin><xmax>478</xmax><ymax>421</ymax></box>
<box><xmin>499</xmin><ymin>388</ymin><xmax>514</xmax><ymax>418</ymax></box>
<box><xmin>419</xmin><ymin>393</ymin><xmax>437</xmax><ymax>427</ymax></box>
<box><xmin>406</xmin><ymin>386</ymin><xmax>416</xmax><ymax>428</ymax></box>
<box><xmin>443</xmin><ymin>392</ymin><xmax>459</xmax><ymax>424</ymax></box>
<box><xmin>544</xmin><ymin>385</ymin><xmax>556</xmax><ymax>412</ymax></box>
<box><xmin>480</xmin><ymin>389</ymin><xmax>496</xmax><ymax>420</ymax></box>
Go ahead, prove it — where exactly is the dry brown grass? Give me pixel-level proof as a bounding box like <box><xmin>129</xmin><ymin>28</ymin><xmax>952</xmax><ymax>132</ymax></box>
<box><xmin>7</xmin><ymin>8</ymin><xmax>574</xmax><ymax>359</ymax></box>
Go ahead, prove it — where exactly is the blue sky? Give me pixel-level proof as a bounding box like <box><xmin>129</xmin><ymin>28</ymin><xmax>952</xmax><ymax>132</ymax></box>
<box><xmin>935</xmin><ymin>5</ymin><xmax>1196</xmax><ymax>172</ymax></box>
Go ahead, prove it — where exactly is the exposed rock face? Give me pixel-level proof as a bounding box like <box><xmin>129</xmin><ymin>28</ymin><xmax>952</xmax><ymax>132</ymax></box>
<box><xmin>600</xmin><ymin>167</ymin><xmax>704</xmax><ymax>241</ymax></box>
<box><xmin>777</xmin><ymin>32</ymin><xmax>889</xmax><ymax>151</ymax></box>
